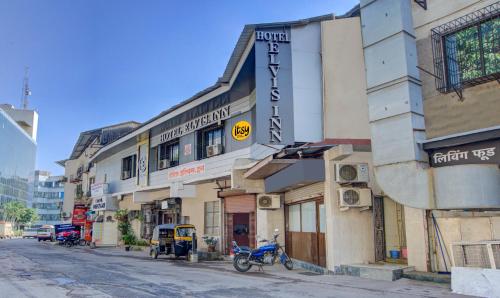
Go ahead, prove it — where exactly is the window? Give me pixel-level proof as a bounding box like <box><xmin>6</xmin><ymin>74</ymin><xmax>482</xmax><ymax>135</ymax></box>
<box><xmin>198</xmin><ymin>125</ymin><xmax>224</xmax><ymax>159</ymax></box>
<box><xmin>121</xmin><ymin>155</ymin><xmax>137</xmax><ymax>180</ymax></box>
<box><xmin>204</xmin><ymin>201</ymin><xmax>220</xmax><ymax>235</ymax></box>
<box><xmin>157</xmin><ymin>141</ymin><xmax>179</xmax><ymax>170</ymax></box>
<box><xmin>288</xmin><ymin>204</ymin><xmax>301</xmax><ymax>232</ymax></box>
<box><xmin>432</xmin><ymin>3</ymin><xmax>499</xmax><ymax>95</ymax></box>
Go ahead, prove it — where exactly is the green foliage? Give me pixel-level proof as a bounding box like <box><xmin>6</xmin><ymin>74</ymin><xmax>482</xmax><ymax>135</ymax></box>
<box><xmin>2</xmin><ymin>201</ymin><xmax>38</xmax><ymax>228</ymax></box>
<box><xmin>134</xmin><ymin>239</ymin><xmax>149</xmax><ymax>246</ymax></box>
<box><xmin>202</xmin><ymin>235</ymin><xmax>218</xmax><ymax>246</ymax></box>
<box><xmin>122</xmin><ymin>233</ymin><xmax>137</xmax><ymax>246</ymax></box>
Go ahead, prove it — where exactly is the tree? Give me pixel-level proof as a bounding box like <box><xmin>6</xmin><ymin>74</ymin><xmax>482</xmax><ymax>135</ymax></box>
<box><xmin>2</xmin><ymin>201</ymin><xmax>38</xmax><ymax>229</ymax></box>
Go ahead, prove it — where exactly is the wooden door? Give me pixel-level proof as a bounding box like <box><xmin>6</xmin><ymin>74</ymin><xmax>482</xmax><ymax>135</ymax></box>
<box><xmin>232</xmin><ymin>213</ymin><xmax>250</xmax><ymax>247</ymax></box>
<box><xmin>285</xmin><ymin>198</ymin><xmax>326</xmax><ymax>267</ymax></box>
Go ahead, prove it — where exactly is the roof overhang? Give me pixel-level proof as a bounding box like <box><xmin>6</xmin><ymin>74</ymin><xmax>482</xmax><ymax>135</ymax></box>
<box><xmin>264</xmin><ymin>159</ymin><xmax>325</xmax><ymax>193</ymax></box>
<box><xmin>422</xmin><ymin>125</ymin><xmax>500</xmax><ymax>150</ymax></box>
<box><xmin>243</xmin><ymin>155</ymin><xmax>297</xmax><ymax>179</ymax></box>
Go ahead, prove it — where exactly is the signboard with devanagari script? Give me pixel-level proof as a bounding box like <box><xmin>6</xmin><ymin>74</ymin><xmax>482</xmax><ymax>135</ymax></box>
<box><xmin>429</xmin><ymin>139</ymin><xmax>499</xmax><ymax>167</ymax></box>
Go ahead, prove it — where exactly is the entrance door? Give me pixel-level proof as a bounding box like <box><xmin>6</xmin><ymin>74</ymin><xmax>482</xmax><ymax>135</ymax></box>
<box><xmin>232</xmin><ymin>213</ymin><xmax>250</xmax><ymax>247</ymax></box>
<box><xmin>285</xmin><ymin>198</ymin><xmax>326</xmax><ymax>267</ymax></box>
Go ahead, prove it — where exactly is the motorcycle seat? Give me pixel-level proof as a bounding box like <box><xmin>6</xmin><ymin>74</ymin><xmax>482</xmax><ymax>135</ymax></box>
<box><xmin>238</xmin><ymin>246</ymin><xmax>251</xmax><ymax>252</ymax></box>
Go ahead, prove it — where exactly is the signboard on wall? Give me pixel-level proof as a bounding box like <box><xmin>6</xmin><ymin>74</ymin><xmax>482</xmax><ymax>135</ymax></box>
<box><xmin>429</xmin><ymin>139</ymin><xmax>499</xmax><ymax>167</ymax></box>
<box><xmin>232</xmin><ymin>121</ymin><xmax>252</xmax><ymax>141</ymax></box>
<box><xmin>72</xmin><ymin>206</ymin><xmax>87</xmax><ymax>226</ymax></box>
<box><xmin>91</xmin><ymin>196</ymin><xmax>118</xmax><ymax>211</ymax></box>
<box><xmin>159</xmin><ymin>105</ymin><xmax>230</xmax><ymax>143</ymax></box>
<box><xmin>167</xmin><ymin>163</ymin><xmax>205</xmax><ymax>179</ymax></box>
<box><xmin>138</xmin><ymin>142</ymin><xmax>149</xmax><ymax>187</ymax></box>
<box><xmin>90</xmin><ymin>183</ymin><xmax>108</xmax><ymax>198</ymax></box>
<box><xmin>255</xmin><ymin>28</ymin><xmax>294</xmax><ymax>145</ymax></box>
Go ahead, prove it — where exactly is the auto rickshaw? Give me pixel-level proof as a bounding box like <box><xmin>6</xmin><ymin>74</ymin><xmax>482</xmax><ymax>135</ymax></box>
<box><xmin>149</xmin><ymin>224</ymin><xmax>195</xmax><ymax>259</ymax></box>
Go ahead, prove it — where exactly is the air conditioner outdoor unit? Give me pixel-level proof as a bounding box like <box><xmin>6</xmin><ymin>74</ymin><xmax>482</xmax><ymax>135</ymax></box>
<box><xmin>335</xmin><ymin>163</ymin><xmax>369</xmax><ymax>183</ymax></box>
<box><xmin>206</xmin><ymin>144</ymin><xmax>223</xmax><ymax>157</ymax></box>
<box><xmin>158</xmin><ymin>159</ymin><xmax>170</xmax><ymax>170</ymax></box>
<box><xmin>338</xmin><ymin>188</ymin><xmax>372</xmax><ymax>208</ymax></box>
<box><xmin>121</xmin><ymin>171</ymin><xmax>131</xmax><ymax>180</ymax></box>
<box><xmin>257</xmin><ymin>194</ymin><xmax>281</xmax><ymax>209</ymax></box>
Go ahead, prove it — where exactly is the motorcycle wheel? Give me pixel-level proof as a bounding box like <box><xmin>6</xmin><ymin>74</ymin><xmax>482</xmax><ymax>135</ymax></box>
<box><xmin>283</xmin><ymin>252</ymin><xmax>293</xmax><ymax>270</ymax></box>
<box><xmin>78</xmin><ymin>239</ymin><xmax>87</xmax><ymax>246</ymax></box>
<box><xmin>233</xmin><ymin>255</ymin><xmax>252</xmax><ymax>272</ymax></box>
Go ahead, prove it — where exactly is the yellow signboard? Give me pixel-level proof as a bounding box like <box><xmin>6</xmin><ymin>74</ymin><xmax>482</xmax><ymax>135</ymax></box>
<box><xmin>232</xmin><ymin>121</ymin><xmax>251</xmax><ymax>141</ymax></box>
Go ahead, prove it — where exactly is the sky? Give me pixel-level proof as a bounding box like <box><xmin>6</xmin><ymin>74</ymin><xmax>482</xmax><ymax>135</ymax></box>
<box><xmin>0</xmin><ymin>0</ymin><xmax>358</xmax><ymax>175</ymax></box>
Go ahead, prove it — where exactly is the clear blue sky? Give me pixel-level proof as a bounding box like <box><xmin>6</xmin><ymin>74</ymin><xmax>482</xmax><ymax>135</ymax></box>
<box><xmin>0</xmin><ymin>0</ymin><xmax>358</xmax><ymax>175</ymax></box>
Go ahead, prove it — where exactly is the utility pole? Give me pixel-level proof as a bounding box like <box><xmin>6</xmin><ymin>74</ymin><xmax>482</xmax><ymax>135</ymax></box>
<box><xmin>21</xmin><ymin>66</ymin><xmax>31</xmax><ymax>109</ymax></box>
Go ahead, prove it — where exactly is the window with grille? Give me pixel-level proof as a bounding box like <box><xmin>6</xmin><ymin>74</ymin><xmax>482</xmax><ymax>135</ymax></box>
<box><xmin>121</xmin><ymin>155</ymin><xmax>137</xmax><ymax>180</ymax></box>
<box><xmin>431</xmin><ymin>3</ymin><xmax>499</xmax><ymax>95</ymax></box>
<box><xmin>204</xmin><ymin>201</ymin><xmax>220</xmax><ymax>235</ymax></box>
<box><xmin>157</xmin><ymin>141</ymin><xmax>179</xmax><ymax>170</ymax></box>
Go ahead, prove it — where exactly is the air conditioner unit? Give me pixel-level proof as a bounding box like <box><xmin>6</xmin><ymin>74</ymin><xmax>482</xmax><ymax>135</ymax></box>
<box><xmin>206</xmin><ymin>144</ymin><xmax>223</xmax><ymax>157</ymax></box>
<box><xmin>335</xmin><ymin>163</ymin><xmax>369</xmax><ymax>183</ymax></box>
<box><xmin>121</xmin><ymin>171</ymin><xmax>131</xmax><ymax>180</ymax></box>
<box><xmin>338</xmin><ymin>188</ymin><xmax>372</xmax><ymax>208</ymax></box>
<box><xmin>158</xmin><ymin>159</ymin><xmax>170</xmax><ymax>170</ymax></box>
<box><xmin>257</xmin><ymin>194</ymin><xmax>281</xmax><ymax>209</ymax></box>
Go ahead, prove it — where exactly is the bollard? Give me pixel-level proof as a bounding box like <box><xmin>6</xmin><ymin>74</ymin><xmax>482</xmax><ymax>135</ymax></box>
<box><xmin>190</xmin><ymin>232</ymin><xmax>198</xmax><ymax>262</ymax></box>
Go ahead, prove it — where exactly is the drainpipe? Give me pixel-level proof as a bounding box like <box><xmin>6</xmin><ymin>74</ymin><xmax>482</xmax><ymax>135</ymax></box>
<box><xmin>360</xmin><ymin>0</ymin><xmax>434</xmax><ymax>209</ymax></box>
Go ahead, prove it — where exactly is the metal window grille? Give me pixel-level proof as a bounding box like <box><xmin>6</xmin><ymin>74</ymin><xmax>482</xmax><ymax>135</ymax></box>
<box><xmin>451</xmin><ymin>241</ymin><xmax>500</xmax><ymax>269</ymax></box>
<box><xmin>431</xmin><ymin>2</ymin><xmax>500</xmax><ymax>96</ymax></box>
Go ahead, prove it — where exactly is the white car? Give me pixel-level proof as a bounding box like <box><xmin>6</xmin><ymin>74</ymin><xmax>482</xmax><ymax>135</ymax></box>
<box><xmin>22</xmin><ymin>228</ymin><xmax>38</xmax><ymax>238</ymax></box>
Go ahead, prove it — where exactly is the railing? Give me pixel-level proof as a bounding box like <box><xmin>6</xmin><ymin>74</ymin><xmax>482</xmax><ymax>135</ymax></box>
<box><xmin>451</xmin><ymin>240</ymin><xmax>500</xmax><ymax>269</ymax></box>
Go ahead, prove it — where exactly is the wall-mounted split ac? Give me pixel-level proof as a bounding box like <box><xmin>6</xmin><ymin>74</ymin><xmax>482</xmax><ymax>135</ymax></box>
<box><xmin>335</xmin><ymin>163</ymin><xmax>369</xmax><ymax>183</ymax></box>
<box><xmin>206</xmin><ymin>144</ymin><xmax>223</xmax><ymax>157</ymax></box>
<box><xmin>338</xmin><ymin>188</ymin><xmax>372</xmax><ymax>208</ymax></box>
<box><xmin>158</xmin><ymin>159</ymin><xmax>170</xmax><ymax>170</ymax></box>
<box><xmin>257</xmin><ymin>194</ymin><xmax>281</xmax><ymax>209</ymax></box>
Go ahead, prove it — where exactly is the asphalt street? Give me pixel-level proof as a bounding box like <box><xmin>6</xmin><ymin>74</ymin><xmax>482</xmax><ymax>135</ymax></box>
<box><xmin>0</xmin><ymin>239</ymin><xmax>467</xmax><ymax>298</ymax></box>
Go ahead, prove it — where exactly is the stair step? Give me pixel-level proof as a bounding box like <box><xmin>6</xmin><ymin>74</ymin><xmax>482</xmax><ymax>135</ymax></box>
<box><xmin>340</xmin><ymin>264</ymin><xmax>415</xmax><ymax>281</ymax></box>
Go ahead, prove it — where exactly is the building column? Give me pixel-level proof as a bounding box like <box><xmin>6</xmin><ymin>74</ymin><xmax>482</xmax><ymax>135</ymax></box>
<box><xmin>404</xmin><ymin>206</ymin><xmax>430</xmax><ymax>271</ymax></box>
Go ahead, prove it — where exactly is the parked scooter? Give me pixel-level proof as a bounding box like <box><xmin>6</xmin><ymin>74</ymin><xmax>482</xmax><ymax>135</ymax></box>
<box><xmin>232</xmin><ymin>229</ymin><xmax>293</xmax><ymax>272</ymax></box>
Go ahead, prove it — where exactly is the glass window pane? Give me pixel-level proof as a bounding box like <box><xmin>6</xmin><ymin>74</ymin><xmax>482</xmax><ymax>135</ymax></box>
<box><xmin>288</xmin><ymin>204</ymin><xmax>301</xmax><ymax>232</ymax></box>
<box><xmin>301</xmin><ymin>201</ymin><xmax>316</xmax><ymax>233</ymax></box>
<box><xmin>319</xmin><ymin>204</ymin><xmax>325</xmax><ymax>233</ymax></box>
<box><xmin>481</xmin><ymin>18</ymin><xmax>500</xmax><ymax>76</ymax></box>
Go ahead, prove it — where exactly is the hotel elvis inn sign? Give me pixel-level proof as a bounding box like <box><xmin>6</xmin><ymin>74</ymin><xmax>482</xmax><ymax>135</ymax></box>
<box><xmin>430</xmin><ymin>139</ymin><xmax>499</xmax><ymax>167</ymax></box>
<box><xmin>256</xmin><ymin>30</ymin><xmax>290</xmax><ymax>143</ymax></box>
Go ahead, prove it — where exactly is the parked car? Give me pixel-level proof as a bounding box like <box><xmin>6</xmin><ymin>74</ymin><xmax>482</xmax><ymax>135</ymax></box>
<box><xmin>37</xmin><ymin>226</ymin><xmax>55</xmax><ymax>242</ymax></box>
<box><xmin>22</xmin><ymin>228</ymin><xmax>38</xmax><ymax>238</ymax></box>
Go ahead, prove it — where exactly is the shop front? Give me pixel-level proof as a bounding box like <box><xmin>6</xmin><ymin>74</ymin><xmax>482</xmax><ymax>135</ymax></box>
<box><xmin>90</xmin><ymin>194</ymin><xmax>119</xmax><ymax>246</ymax></box>
<box><xmin>285</xmin><ymin>195</ymin><xmax>326</xmax><ymax>267</ymax></box>
<box><xmin>223</xmin><ymin>194</ymin><xmax>256</xmax><ymax>254</ymax></box>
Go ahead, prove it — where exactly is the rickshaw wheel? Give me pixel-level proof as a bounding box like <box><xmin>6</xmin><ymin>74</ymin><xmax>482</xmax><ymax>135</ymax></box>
<box><xmin>150</xmin><ymin>248</ymin><xmax>158</xmax><ymax>259</ymax></box>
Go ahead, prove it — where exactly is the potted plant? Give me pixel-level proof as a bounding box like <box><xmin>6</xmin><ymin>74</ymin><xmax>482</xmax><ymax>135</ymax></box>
<box><xmin>122</xmin><ymin>233</ymin><xmax>136</xmax><ymax>251</ymax></box>
<box><xmin>202</xmin><ymin>236</ymin><xmax>218</xmax><ymax>252</ymax></box>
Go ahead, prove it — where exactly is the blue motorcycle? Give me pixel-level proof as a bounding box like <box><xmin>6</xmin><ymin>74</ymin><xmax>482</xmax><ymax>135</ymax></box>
<box><xmin>232</xmin><ymin>229</ymin><xmax>293</xmax><ymax>272</ymax></box>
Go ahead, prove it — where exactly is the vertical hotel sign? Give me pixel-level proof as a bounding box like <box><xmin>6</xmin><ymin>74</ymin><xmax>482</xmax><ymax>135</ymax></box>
<box><xmin>137</xmin><ymin>132</ymin><xmax>149</xmax><ymax>187</ymax></box>
<box><xmin>255</xmin><ymin>28</ymin><xmax>294</xmax><ymax>145</ymax></box>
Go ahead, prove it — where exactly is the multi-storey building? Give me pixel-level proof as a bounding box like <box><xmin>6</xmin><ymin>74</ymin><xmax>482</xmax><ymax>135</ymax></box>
<box><xmin>360</xmin><ymin>0</ymin><xmax>499</xmax><ymax>288</ymax></box>
<box><xmin>0</xmin><ymin>104</ymin><xmax>37</xmax><ymax>213</ymax></box>
<box><xmin>32</xmin><ymin>171</ymin><xmax>65</xmax><ymax>225</ymax></box>
<box><xmin>59</xmin><ymin>121</ymin><xmax>140</xmax><ymax>233</ymax></box>
<box><xmin>87</xmin><ymin>8</ymin><xmax>392</xmax><ymax>274</ymax></box>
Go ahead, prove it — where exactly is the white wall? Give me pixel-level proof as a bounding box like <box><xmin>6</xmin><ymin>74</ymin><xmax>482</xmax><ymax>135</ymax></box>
<box><xmin>291</xmin><ymin>23</ymin><xmax>323</xmax><ymax>143</ymax></box>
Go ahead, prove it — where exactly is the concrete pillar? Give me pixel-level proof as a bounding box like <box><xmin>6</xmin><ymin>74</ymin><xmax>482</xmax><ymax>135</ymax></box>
<box><xmin>404</xmin><ymin>206</ymin><xmax>430</xmax><ymax>271</ymax></box>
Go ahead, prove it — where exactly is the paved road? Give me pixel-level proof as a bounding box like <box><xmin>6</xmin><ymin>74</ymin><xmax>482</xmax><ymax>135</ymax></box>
<box><xmin>0</xmin><ymin>239</ymin><xmax>466</xmax><ymax>298</ymax></box>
